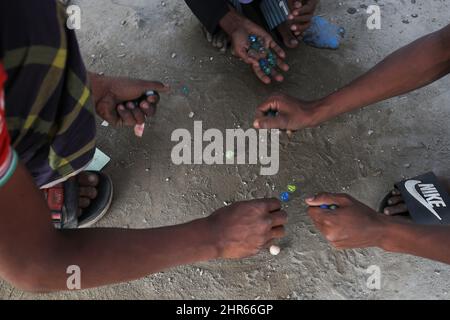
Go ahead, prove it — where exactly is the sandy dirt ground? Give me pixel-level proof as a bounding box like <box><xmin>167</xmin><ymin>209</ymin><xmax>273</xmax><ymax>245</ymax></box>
<box><xmin>2</xmin><ymin>0</ymin><xmax>450</xmax><ymax>300</ymax></box>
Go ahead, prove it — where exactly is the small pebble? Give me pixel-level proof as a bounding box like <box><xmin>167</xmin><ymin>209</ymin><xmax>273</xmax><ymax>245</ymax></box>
<box><xmin>188</xmin><ymin>111</ymin><xmax>195</xmax><ymax>118</ymax></box>
<box><xmin>165</xmin><ymin>177</ymin><xmax>171</xmax><ymax>182</ymax></box>
<box><xmin>270</xmin><ymin>245</ymin><xmax>281</xmax><ymax>256</ymax></box>
<box><xmin>171</xmin><ymin>53</ymin><xmax>177</xmax><ymax>59</ymax></box>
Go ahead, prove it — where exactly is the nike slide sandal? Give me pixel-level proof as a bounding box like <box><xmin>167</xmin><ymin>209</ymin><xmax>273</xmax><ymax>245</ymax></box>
<box><xmin>379</xmin><ymin>172</ymin><xmax>450</xmax><ymax>225</ymax></box>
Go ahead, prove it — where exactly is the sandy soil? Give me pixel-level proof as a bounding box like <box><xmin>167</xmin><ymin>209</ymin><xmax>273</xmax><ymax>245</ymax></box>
<box><xmin>2</xmin><ymin>0</ymin><xmax>450</xmax><ymax>300</ymax></box>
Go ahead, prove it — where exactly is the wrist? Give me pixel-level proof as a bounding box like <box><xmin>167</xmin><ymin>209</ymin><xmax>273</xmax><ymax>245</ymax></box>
<box><xmin>194</xmin><ymin>217</ymin><xmax>222</xmax><ymax>260</ymax></box>
<box><xmin>373</xmin><ymin>216</ymin><xmax>403</xmax><ymax>251</ymax></box>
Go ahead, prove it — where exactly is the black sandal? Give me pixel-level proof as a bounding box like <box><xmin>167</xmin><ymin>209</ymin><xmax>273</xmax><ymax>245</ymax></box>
<box><xmin>44</xmin><ymin>171</ymin><xmax>113</xmax><ymax>229</ymax></box>
<box><xmin>379</xmin><ymin>172</ymin><xmax>450</xmax><ymax>225</ymax></box>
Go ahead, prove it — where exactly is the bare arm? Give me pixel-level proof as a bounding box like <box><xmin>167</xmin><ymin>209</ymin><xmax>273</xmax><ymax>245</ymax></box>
<box><xmin>316</xmin><ymin>24</ymin><xmax>450</xmax><ymax>121</ymax></box>
<box><xmin>381</xmin><ymin>221</ymin><xmax>450</xmax><ymax>265</ymax></box>
<box><xmin>0</xmin><ymin>164</ymin><xmax>286</xmax><ymax>292</ymax></box>
<box><xmin>306</xmin><ymin>193</ymin><xmax>450</xmax><ymax>266</ymax></box>
<box><xmin>254</xmin><ymin>24</ymin><xmax>450</xmax><ymax>130</ymax></box>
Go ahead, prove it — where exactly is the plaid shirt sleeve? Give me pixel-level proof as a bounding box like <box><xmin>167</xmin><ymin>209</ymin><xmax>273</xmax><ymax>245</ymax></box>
<box><xmin>0</xmin><ymin>62</ymin><xmax>18</xmax><ymax>187</ymax></box>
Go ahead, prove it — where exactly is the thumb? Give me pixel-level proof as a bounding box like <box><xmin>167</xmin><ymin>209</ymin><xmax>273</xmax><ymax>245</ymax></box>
<box><xmin>133</xmin><ymin>79</ymin><xmax>170</xmax><ymax>94</ymax></box>
<box><xmin>96</xmin><ymin>95</ymin><xmax>119</xmax><ymax>126</ymax></box>
<box><xmin>116</xmin><ymin>78</ymin><xmax>170</xmax><ymax>101</ymax></box>
<box><xmin>253</xmin><ymin>114</ymin><xmax>289</xmax><ymax>129</ymax></box>
<box><xmin>305</xmin><ymin>193</ymin><xmax>343</xmax><ymax>207</ymax></box>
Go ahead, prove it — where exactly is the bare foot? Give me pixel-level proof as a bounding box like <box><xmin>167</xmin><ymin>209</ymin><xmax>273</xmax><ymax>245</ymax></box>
<box><xmin>202</xmin><ymin>26</ymin><xmax>229</xmax><ymax>53</ymax></box>
<box><xmin>76</xmin><ymin>172</ymin><xmax>99</xmax><ymax>217</ymax></box>
<box><xmin>382</xmin><ymin>179</ymin><xmax>450</xmax><ymax>216</ymax></box>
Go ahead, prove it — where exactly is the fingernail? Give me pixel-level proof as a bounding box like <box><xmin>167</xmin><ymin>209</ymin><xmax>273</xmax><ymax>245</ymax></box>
<box><xmin>141</xmin><ymin>103</ymin><xmax>150</xmax><ymax>109</ymax></box>
<box><xmin>291</xmin><ymin>39</ymin><xmax>299</xmax><ymax>45</ymax></box>
<box><xmin>291</xmin><ymin>25</ymin><xmax>297</xmax><ymax>31</ymax></box>
<box><xmin>306</xmin><ymin>196</ymin><xmax>315</xmax><ymax>202</ymax></box>
<box><xmin>253</xmin><ymin>120</ymin><xmax>260</xmax><ymax>128</ymax></box>
<box><xmin>295</xmin><ymin>1</ymin><xmax>302</xmax><ymax>8</ymax></box>
<box><xmin>118</xmin><ymin>105</ymin><xmax>125</xmax><ymax>111</ymax></box>
<box><xmin>127</xmin><ymin>102</ymin><xmax>135</xmax><ymax>110</ymax></box>
<box><xmin>288</xmin><ymin>15</ymin><xmax>294</xmax><ymax>20</ymax></box>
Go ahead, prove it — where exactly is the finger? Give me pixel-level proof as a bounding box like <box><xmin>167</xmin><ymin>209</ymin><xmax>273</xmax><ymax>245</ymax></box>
<box><xmin>79</xmin><ymin>186</ymin><xmax>98</xmax><ymax>200</ymax></box>
<box><xmin>78</xmin><ymin>197</ymin><xmax>91</xmax><ymax>209</ymax></box>
<box><xmin>277</xmin><ymin>24</ymin><xmax>299</xmax><ymax>48</ymax></box>
<box><xmin>256</xmin><ymin>96</ymin><xmax>281</xmax><ymax>113</ymax></box>
<box><xmin>306</xmin><ymin>193</ymin><xmax>350</xmax><ymax>207</ymax></box>
<box><xmin>307</xmin><ymin>206</ymin><xmax>329</xmax><ymax>223</ymax></box>
<box><xmin>77</xmin><ymin>172</ymin><xmax>99</xmax><ymax>187</ymax></box>
<box><xmin>117</xmin><ymin>104</ymin><xmax>136</xmax><ymax>126</ymax></box>
<box><xmin>252</xmin><ymin>63</ymin><xmax>271</xmax><ymax>84</ymax></box>
<box><xmin>268</xmin><ymin>40</ymin><xmax>286</xmax><ymax>59</ymax></box>
<box><xmin>387</xmin><ymin>196</ymin><xmax>404</xmax><ymax>206</ymax></box>
<box><xmin>127</xmin><ymin>102</ymin><xmax>146</xmax><ymax>125</ymax></box>
<box><xmin>270</xmin><ymin>68</ymin><xmax>284</xmax><ymax>83</ymax></box>
<box><xmin>270</xmin><ymin>226</ymin><xmax>286</xmax><ymax>239</ymax></box>
<box><xmin>135</xmin><ymin>79</ymin><xmax>170</xmax><ymax>93</ymax></box>
<box><xmin>270</xmin><ymin>210</ymin><xmax>288</xmax><ymax>227</ymax></box>
<box><xmin>260</xmin><ymin>198</ymin><xmax>282</xmax><ymax>212</ymax></box>
<box><xmin>254</xmin><ymin>113</ymin><xmax>290</xmax><ymax>129</ymax></box>
<box><xmin>298</xmin><ymin>2</ymin><xmax>317</xmax><ymax>15</ymax></box>
<box><xmin>97</xmin><ymin>96</ymin><xmax>119</xmax><ymax>126</ymax></box>
<box><xmin>276</xmin><ymin>56</ymin><xmax>290</xmax><ymax>72</ymax></box>
<box><xmin>291</xmin><ymin>14</ymin><xmax>314</xmax><ymax>25</ymax></box>
<box><xmin>392</xmin><ymin>189</ymin><xmax>401</xmax><ymax>196</ymax></box>
<box><xmin>384</xmin><ymin>203</ymin><xmax>408</xmax><ymax>216</ymax></box>
<box><xmin>140</xmin><ymin>101</ymin><xmax>156</xmax><ymax>117</ymax></box>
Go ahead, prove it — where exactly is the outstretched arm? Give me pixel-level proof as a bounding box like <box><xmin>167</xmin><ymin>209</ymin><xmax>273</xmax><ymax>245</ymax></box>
<box><xmin>0</xmin><ymin>164</ymin><xmax>287</xmax><ymax>292</ymax></box>
<box><xmin>318</xmin><ymin>23</ymin><xmax>450</xmax><ymax>120</ymax></box>
<box><xmin>254</xmin><ymin>24</ymin><xmax>450</xmax><ymax>129</ymax></box>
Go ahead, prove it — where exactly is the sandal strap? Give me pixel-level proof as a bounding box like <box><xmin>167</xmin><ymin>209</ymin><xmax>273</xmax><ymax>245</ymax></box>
<box><xmin>44</xmin><ymin>179</ymin><xmax>79</xmax><ymax>229</ymax></box>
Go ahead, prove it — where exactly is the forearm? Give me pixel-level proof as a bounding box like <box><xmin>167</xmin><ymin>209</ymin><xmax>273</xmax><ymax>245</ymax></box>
<box><xmin>0</xmin><ymin>165</ymin><xmax>218</xmax><ymax>292</ymax></box>
<box><xmin>316</xmin><ymin>24</ymin><xmax>450</xmax><ymax>121</ymax></box>
<box><xmin>380</xmin><ymin>220</ymin><xmax>450</xmax><ymax>265</ymax></box>
<box><xmin>33</xmin><ymin>219</ymin><xmax>218</xmax><ymax>291</ymax></box>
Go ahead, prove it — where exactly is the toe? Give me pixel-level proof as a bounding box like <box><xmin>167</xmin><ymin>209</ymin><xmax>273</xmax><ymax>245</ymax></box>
<box><xmin>79</xmin><ymin>186</ymin><xmax>98</xmax><ymax>200</ymax></box>
<box><xmin>78</xmin><ymin>172</ymin><xmax>99</xmax><ymax>187</ymax></box>
<box><xmin>384</xmin><ymin>203</ymin><xmax>408</xmax><ymax>216</ymax></box>
<box><xmin>387</xmin><ymin>196</ymin><xmax>404</xmax><ymax>206</ymax></box>
<box><xmin>79</xmin><ymin>197</ymin><xmax>91</xmax><ymax>209</ymax></box>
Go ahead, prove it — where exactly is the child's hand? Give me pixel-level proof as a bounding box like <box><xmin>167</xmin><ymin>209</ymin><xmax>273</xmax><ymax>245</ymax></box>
<box><xmin>220</xmin><ymin>10</ymin><xmax>289</xmax><ymax>84</ymax></box>
<box><xmin>287</xmin><ymin>0</ymin><xmax>319</xmax><ymax>37</ymax></box>
<box><xmin>253</xmin><ymin>93</ymin><xmax>325</xmax><ymax>130</ymax></box>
